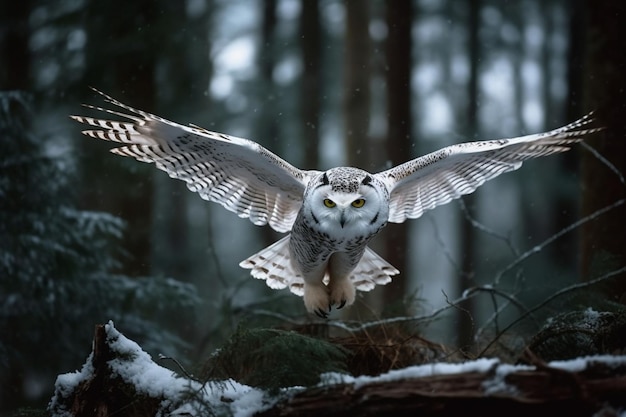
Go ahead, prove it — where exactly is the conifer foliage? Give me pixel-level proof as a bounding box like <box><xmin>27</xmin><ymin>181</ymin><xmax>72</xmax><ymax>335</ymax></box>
<box><xmin>0</xmin><ymin>92</ymin><xmax>200</xmax><ymax>407</ymax></box>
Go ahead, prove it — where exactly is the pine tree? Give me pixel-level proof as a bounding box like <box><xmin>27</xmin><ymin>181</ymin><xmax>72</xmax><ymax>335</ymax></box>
<box><xmin>0</xmin><ymin>92</ymin><xmax>200</xmax><ymax>410</ymax></box>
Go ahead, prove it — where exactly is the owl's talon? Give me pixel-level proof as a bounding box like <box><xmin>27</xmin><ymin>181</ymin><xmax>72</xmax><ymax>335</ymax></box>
<box><xmin>315</xmin><ymin>308</ymin><xmax>328</xmax><ymax>319</ymax></box>
<box><xmin>329</xmin><ymin>279</ymin><xmax>356</xmax><ymax>310</ymax></box>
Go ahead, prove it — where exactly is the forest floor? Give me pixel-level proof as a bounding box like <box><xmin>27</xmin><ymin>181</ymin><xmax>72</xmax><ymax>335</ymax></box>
<box><xmin>47</xmin><ymin>317</ymin><xmax>626</xmax><ymax>417</ymax></box>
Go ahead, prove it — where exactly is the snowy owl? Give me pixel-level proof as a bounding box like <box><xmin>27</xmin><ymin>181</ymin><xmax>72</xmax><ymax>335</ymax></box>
<box><xmin>72</xmin><ymin>90</ymin><xmax>599</xmax><ymax>317</ymax></box>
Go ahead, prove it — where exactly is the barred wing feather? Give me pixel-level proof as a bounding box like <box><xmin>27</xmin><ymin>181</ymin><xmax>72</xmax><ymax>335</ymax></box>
<box><xmin>377</xmin><ymin>114</ymin><xmax>601</xmax><ymax>224</ymax></box>
<box><xmin>72</xmin><ymin>90</ymin><xmax>319</xmax><ymax>233</ymax></box>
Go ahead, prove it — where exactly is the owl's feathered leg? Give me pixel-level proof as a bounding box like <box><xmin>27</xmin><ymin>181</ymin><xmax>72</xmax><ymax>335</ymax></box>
<box><xmin>328</xmin><ymin>278</ymin><xmax>355</xmax><ymax>309</ymax></box>
<box><xmin>302</xmin><ymin>279</ymin><xmax>331</xmax><ymax>318</ymax></box>
<box><xmin>240</xmin><ymin>236</ymin><xmax>332</xmax><ymax>317</ymax></box>
<box><xmin>241</xmin><ymin>237</ymin><xmax>400</xmax><ymax>317</ymax></box>
<box><xmin>327</xmin><ymin>252</ymin><xmax>358</xmax><ymax>309</ymax></box>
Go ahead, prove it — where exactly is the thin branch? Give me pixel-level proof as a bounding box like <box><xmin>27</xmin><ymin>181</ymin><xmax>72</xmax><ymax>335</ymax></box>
<box><xmin>478</xmin><ymin>265</ymin><xmax>626</xmax><ymax>356</ymax></box>
<box><xmin>427</xmin><ymin>214</ymin><xmax>467</xmax><ymax>278</ymax></box>
<box><xmin>159</xmin><ymin>354</ymin><xmax>193</xmax><ymax>379</ymax></box>
<box><xmin>325</xmin><ymin>290</ymin><xmax>484</xmax><ymax>333</ymax></box>
<box><xmin>467</xmin><ymin>285</ymin><xmax>535</xmax><ymax>322</ymax></box>
<box><xmin>457</xmin><ymin>198</ymin><xmax>519</xmax><ymax>257</ymax></box>
<box><xmin>493</xmin><ymin>198</ymin><xmax>626</xmax><ymax>286</ymax></box>
<box><xmin>442</xmin><ymin>289</ymin><xmax>475</xmax><ymax>354</ymax></box>
<box><xmin>205</xmin><ymin>213</ymin><xmax>228</xmax><ymax>288</ymax></box>
<box><xmin>475</xmin><ymin>199</ymin><xmax>625</xmax><ymax>341</ymax></box>
<box><xmin>580</xmin><ymin>141</ymin><xmax>625</xmax><ymax>186</ymax></box>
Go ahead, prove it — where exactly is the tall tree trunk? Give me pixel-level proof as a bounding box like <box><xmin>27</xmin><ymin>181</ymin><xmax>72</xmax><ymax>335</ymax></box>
<box><xmin>343</xmin><ymin>0</ymin><xmax>372</xmax><ymax>315</ymax></box>
<box><xmin>258</xmin><ymin>0</ymin><xmax>280</xmax><ymax>247</ymax></box>
<box><xmin>543</xmin><ymin>1</ymin><xmax>578</xmax><ymax>274</ymax></box>
<box><xmin>566</xmin><ymin>0</ymin><xmax>585</xmax><ymax>120</ymax></box>
<box><xmin>344</xmin><ymin>0</ymin><xmax>371</xmax><ymax>168</ymax></box>
<box><xmin>111</xmin><ymin>1</ymin><xmax>157</xmax><ymax>277</ymax></box>
<box><xmin>152</xmin><ymin>0</ymin><xmax>214</xmax><ymax>344</ymax></box>
<box><xmin>79</xmin><ymin>0</ymin><xmax>158</xmax><ymax>277</ymax></box>
<box><xmin>580</xmin><ymin>0</ymin><xmax>626</xmax><ymax>299</ymax></box>
<box><xmin>458</xmin><ymin>0</ymin><xmax>481</xmax><ymax>351</ymax></box>
<box><xmin>383</xmin><ymin>0</ymin><xmax>413</xmax><ymax>311</ymax></box>
<box><xmin>300</xmin><ymin>0</ymin><xmax>321</xmax><ymax>170</ymax></box>
<box><xmin>0</xmin><ymin>1</ymin><xmax>30</xmax><ymax>90</ymax></box>
<box><xmin>0</xmin><ymin>1</ymin><xmax>31</xmax><ymax>411</ymax></box>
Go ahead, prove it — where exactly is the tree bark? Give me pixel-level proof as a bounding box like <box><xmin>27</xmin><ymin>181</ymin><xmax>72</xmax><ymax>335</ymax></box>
<box><xmin>382</xmin><ymin>0</ymin><xmax>413</xmax><ymax>311</ymax></box>
<box><xmin>257</xmin><ymin>0</ymin><xmax>282</xmax><ymax>248</ymax></box>
<box><xmin>58</xmin><ymin>325</ymin><xmax>162</xmax><ymax>417</ymax></box>
<box><xmin>0</xmin><ymin>0</ymin><xmax>30</xmax><ymax>90</ymax></box>
<box><xmin>344</xmin><ymin>0</ymin><xmax>371</xmax><ymax>168</ymax></box>
<box><xmin>80</xmin><ymin>0</ymin><xmax>158</xmax><ymax>277</ymax></box>
<box><xmin>456</xmin><ymin>0</ymin><xmax>481</xmax><ymax>351</ymax></box>
<box><xmin>300</xmin><ymin>0</ymin><xmax>321</xmax><ymax>170</ymax></box>
<box><xmin>0</xmin><ymin>1</ymin><xmax>31</xmax><ymax>410</ymax></box>
<box><xmin>55</xmin><ymin>325</ymin><xmax>626</xmax><ymax>417</ymax></box>
<box><xmin>580</xmin><ymin>0</ymin><xmax>626</xmax><ymax>299</ymax></box>
<box><xmin>258</xmin><ymin>360</ymin><xmax>626</xmax><ymax>417</ymax></box>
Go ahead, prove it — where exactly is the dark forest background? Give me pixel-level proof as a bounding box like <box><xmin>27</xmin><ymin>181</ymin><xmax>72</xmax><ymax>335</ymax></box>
<box><xmin>1</xmin><ymin>0</ymin><xmax>625</xmax><ymax>413</ymax></box>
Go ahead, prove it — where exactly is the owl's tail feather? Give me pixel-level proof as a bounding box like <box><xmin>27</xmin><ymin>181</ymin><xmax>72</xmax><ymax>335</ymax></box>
<box><xmin>350</xmin><ymin>247</ymin><xmax>400</xmax><ymax>292</ymax></box>
<box><xmin>240</xmin><ymin>236</ymin><xmax>399</xmax><ymax>297</ymax></box>
<box><xmin>239</xmin><ymin>235</ymin><xmax>306</xmax><ymax>296</ymax></box>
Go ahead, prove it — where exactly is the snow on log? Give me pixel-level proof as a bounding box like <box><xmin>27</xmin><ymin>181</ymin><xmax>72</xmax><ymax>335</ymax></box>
<box><xmin>259</xmin><ymin>354</ymin><xmax>626</xmax><ymax>416</ymax></box>
<box><xmin>48</xmin><ymin>322</ymin><xmax>276</xmax><ymax>417</ymax></box>
<box><xmin>49</xmin><ymin>322</ymin><xmax>626</xmax><ymax>417</ymax></box>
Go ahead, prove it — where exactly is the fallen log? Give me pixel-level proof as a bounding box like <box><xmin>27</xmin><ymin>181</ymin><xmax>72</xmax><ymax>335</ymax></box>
<box><xmin>257</xmin><ymin>354</ymin><xmax>626</xmax><ymax>417</ymax></box>
<box><xmin>49</xmin><ymin>323</ymin><xmax>626</xmax><ymax>417</ymax></box>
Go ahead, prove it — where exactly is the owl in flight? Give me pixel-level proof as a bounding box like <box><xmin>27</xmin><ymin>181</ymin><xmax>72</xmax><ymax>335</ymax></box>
<box><xmin>72</xmin><ymin>90</ymin><xmax>599</xmax><ymax>317</ymax></box>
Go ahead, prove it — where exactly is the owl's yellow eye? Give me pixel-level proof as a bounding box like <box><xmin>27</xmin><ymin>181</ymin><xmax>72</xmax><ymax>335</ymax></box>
<box><xmin>323</xmin><ymin>198</ymin><xmax>336</xmax><ymax>208</ymax></box>
<box><xmin>351</xmin><ymin>198</ymin><xmax>366</xmax><ymax>208</ymax></box>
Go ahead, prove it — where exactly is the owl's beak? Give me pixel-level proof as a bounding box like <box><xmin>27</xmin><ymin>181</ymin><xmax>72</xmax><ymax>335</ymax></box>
<box><xmin>340</xmin><ymin>211</ymin><xmax>346</xmax><ymax>228</ymax></box>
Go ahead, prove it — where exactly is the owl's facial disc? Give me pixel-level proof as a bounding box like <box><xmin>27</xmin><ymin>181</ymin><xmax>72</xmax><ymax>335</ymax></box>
<box><xmin>308</xmin><ymin>168</ymin><xmax>387</xmax><ymax>232</ymax></box>
<box><xmin>316</xmin><ymin>187</ymin><xmax>378</xmax><ymax>229</ymax></box>
<box><xmin>321</xmin><ymin>194</ymin><xmax>365</xmax><ymax>227</ymax></box>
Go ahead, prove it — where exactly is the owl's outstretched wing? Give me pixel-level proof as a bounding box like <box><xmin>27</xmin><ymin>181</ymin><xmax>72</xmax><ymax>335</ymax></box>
<box><xmin>72</xmin><ymin>89</ymin><xmax>319</xmax><ymax>233</ymax></box>
<box><xmin>376</xmin><ymin>114</ymin><xmax>601</xmax><ymax>224</ymax></box>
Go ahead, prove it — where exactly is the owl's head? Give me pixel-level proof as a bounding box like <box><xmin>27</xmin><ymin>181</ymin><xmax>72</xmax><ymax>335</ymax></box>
<box><xmin>306</xmin><ymin>167</ymin><xmax>389</xmax><ymax>232</ymax></box>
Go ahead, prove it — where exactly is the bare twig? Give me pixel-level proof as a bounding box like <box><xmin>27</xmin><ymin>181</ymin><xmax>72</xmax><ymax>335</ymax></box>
<box><xmin>159</xmin><ymin>354</ymin><xmax>193</xmax><ymax>379</ymax></box>
<box><xmin>325</xmin><ymin>289</ymin><xmax>484</xmax><ymax>333</ymax></box>
<box><xmin>427</xmin><ymin>214</ymin><xmax>467</xmax><ymax>278</ymax></box>
<box><xmin>474</xmin><ymin>138</ymin><xmax>625</xmax><ymax>343</ymax></box>
<box><xmin>475</xmin><ymin>198</ymin><xmax>625</xmax><ymax>342</ymax></box>
<box><xmin>457</xmin><ymin>198</ymin><xmax>519</xmax><ymax>257</ymax></box>
<box><xmin>493</xmin><ymin>198</ymin><xmax>625</xmax><ymax>287</ymax></box>
<box><xmin>468</xmin><ymin>285</ymin><xmax>536</xmax><ymax>327</ymax></box>
<box><xmin>580</xmin><ymin>141</ymin><xmax>625</xmax><ymax>186</ymax></box>
<box><xmin>442</xmin><ymin>289</ymin><xmax>475</xmax><ymax>355</ymax></box>
<box><xmin>478</xmin><ymin>265</ymin><xmax>626</xmax><ymax>356</ymax></box>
